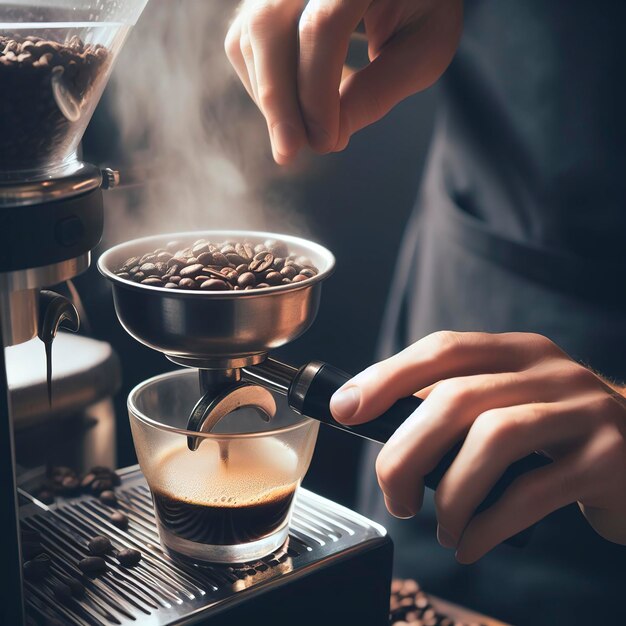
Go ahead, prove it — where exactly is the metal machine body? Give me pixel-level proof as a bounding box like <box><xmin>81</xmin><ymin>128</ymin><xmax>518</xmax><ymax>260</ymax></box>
<box><xmin>21</xmin><ymin>466</ymin><xmax>393</xmax><ymax>625</ymax></box>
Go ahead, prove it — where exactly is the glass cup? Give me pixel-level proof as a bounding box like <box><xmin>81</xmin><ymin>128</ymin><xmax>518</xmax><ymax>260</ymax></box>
<box><xmin>128</xmin><ymin>369</ymin><xmax>319</xmax><ymax>563</ymax></box>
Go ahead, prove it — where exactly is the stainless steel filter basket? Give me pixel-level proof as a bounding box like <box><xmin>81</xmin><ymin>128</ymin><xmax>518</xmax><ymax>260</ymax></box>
<box><xmin>98</xmin><ymin>231</ymin><xmax>335</xmax><ymax>368</ymax></box>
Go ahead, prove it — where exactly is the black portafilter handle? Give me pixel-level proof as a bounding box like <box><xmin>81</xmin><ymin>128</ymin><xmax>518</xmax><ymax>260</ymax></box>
<box><xmin>280</xmin><ymin>360</ymin><xmax>552</xmax><ymax>548</ymax></box>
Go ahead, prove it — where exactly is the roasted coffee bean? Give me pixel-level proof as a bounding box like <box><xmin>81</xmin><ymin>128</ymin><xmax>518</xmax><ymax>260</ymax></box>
<box><xmin>156</xmin><ymin>251</ymin><xmax>172</xmax><ymax>262</ymax></box>
<box><xmin>116</xmin><ymin>548</ymin><xmax>141</xmax><ymax>567</ymax></box>
<box><xmin>116</xmin><ymin>272</ymin><xmax>131</xmax><ymax>280</ymax></box>
<box><xmin>23</xmin><ymin>555</ymin><xmax>51</xmax><ymax>581</ymax></box>
<box><xmin>226</xmin><ymin>253</ymin><xmax>247</xmax><ymax>266</ymax></box>
<box><xmin>235</xmin><ymin>243</ymin><xmax>251</xmax><ymax>259</ymax></box>
<box><xmin>236</xmin><ymin>263</ymin><xmax>249</xmax><ymax>273</ymax></box>
<box><xmin>51</xmin><ymin>579</ymin><xmax>73</xmax><ymax>602</ymax></box>
<box><xmin>109</xmin><ymin>511</ymin><xmax>128</xmax><ymax>529</ymax></box>
<box><xmin>292</xmin><ymin>274</ymin><xmax>308</xmax><ymax>283</ymax></box>
<box><xmin>64</xmin><ymin>576</ymin><xmax>85</xmax><ymax>598</ymax></box>
<box><xmin>299</xmin><ymin>268</ymin><xmax>317</xmax><ymax>278</ymax></box>
<box><xmin>221</xmin><ymin>244</ymin><xmax>236</xmax><ymax>254</ymax></box>
<box><xmin>164</xmin><ymin>282</ymin><xmax>178</xmax><ymax>289</ymax></box>
<box><xmin>154</xmin><ymin>261</ymin><xmax>168</xmax><ymax>274</ymax></box>
<box><xmin>78</xmin><ymin>556</ymin><xmax>107</xmax><ymax>575</ymax></box>
<box><xmin>284</xmin><ymin>260</ymin><xmax>302</xmax><ymax>272</ymax></box>
<box><xmin>167</xmin><ymin>256</ymin><xmax>186</xmax><ymax>269</ymax></box>
<box><xmin>60</xmin><ymin>475</ymin><xmax>80</xmax><ymax>495</ymax></box>
<box><xmin>179</xmin><ymin>264</ymin><xmax>205</xmax><ymax>278</ymax></box>
<box><xmin>280</xmin><ymin>265</ymin><xmax>298</xmax><ymax>279</ymax></box>
<box><xmin>121</xmin><ymin>256</ymin><xmax>140</xmax><ymax>271</ymax></box>
<box><xmin>99</xmin><ymin>490</ymin><xmax>117</xmax><ymax>506</ymax></box>
<box><xmin>88</xmin><ymin>535</ymin><xmax>112</xmax><ymax>555</ymax></box>
<box><xmin>141</xmin><ymin>278</ymin><xmax>163</xmax><ymax>286</ymax></box>
<box><xmin>169</xmin><ymin>275</ymin><xmax>182</xmax><ymax>284</ymax></box>
<box><xmin>264</xmin><ymin>271</ymin><xmax>282</xmax><ymax>286</ymax></box>
<box><xmin>91</xmin><ymin>478</ymin><xmax>113</xmax><ymax>494</ymax></box>
<box><xmin>256</xmin><ymin>283</ymin><xmax>270</xmax><ymax>288</ymax></box>
<box><xmin>272</xmin><ymin>257</ymin><xmax>285</xmax><ymax>271</ymax></box>
<box><xmin>249</xmin><ymin>252</ymin><xmax>274</xmax><ymax>273</ymax></box>
<box><xmin>131</xmin><ymin>271</ymin><xmax>146</xmax><ymax>282</ymax></box>
<box><xmin>196</xmin><ymin>251</ymin><xmax>213</xmax><ymax>265</ymax></box>
<box><xmin>211</xmin><ymin>252</ymin><xmax>229</xmax><ymax>267</ymax></box>
<box><xmin>200</xmin><ymin>279</ymin><xmax>230</xmax><ymax>291</ymax></box>
<box><xmin>237</xmin><ymin>272</ymin><xmax>256</xmax><ymax>288</ymax></box>
<box><xmin>254</xmin><ymin>243</ymin><xmax>267</xmax><ymax>254</ymax></box>
<box><xmin>179</xmin><ymin>277</ymin><xmax>197</xmax><ymax>289</ymax></box>
<box><xmin>140</xmin><ymin>253</ymin><xmax>157</xmax><ymax>264</ymax></box>
<box><xmin>192</xmin><ymin>243</ymin><xmax>210</xmax><ymax>256</ymax></box>
<box><xmin>220</xmin><ymin>267</ymin><xmax>239</xmax><ymax>283</ymax></box>
<box><xmin>128</xmin><ymin>265</ymin><xmax>140</xmax><ymax>275</ymax></box>
<box><xmin>37</xmin><ymin>489</ymin><xmax>55</xmax><ymax>504</ymax></box>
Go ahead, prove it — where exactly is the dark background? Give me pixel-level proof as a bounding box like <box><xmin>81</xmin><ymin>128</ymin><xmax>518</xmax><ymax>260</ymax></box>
<box><xmin>80</xmin><ymin>85</ymin><xmax>436</xmax><ymax>511</ymax></box>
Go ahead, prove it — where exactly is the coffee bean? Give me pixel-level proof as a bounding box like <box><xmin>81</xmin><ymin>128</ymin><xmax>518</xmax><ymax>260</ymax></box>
<box><xmin>236</xmin><ymin>263</ymin><xmax>249</xmax><ymax>273</ymax></box>
<box><xmin>179</xmin><ymin>264</ymin><xmax>205</xmax><ymax>278</ymax></box>
<box><xmin>200</xmin><ymin>279</ymin><xmax>230</xmax><ymax>291</ymax></box>
<box><xmin>141</xmin><ymin>278</ymin><xmax>163</xmax><ymax>286</ymax></box>
<box><xmin>109</xmin><ymin>511</ymin><xmax>128</xmax><ymax>529</ymax></box>
<box><xmin>254</xmin><ymin>244</ymin><xmax>267</xmax><ymax>254</ymax></box>
<box><xmin>37</xmin><ymin>489</ymin><xmax>55</xmax><ymax>504</ymax></box>
<box><xmin>128</xmin><ymin>265</ymin><xmax>140</xmax><ymax>275</ymax></box>
<box><xmin>237</xmin><ymin>272</ymin><xmax>256</xmax><ymax>288</ymax></box>
<box><xmin>169</xmin><ymin>275</ymin><xmax>182</xmax><ymax>284</ymax></box>
<box><xmin>91</xmin><ymin>478</ymin><xmax>113</xmax><ymax>494</ymax></box>
<box><xmin>235</xmin><ymin>243</ymin><xmax>251</xmax><ymax>259</ymax></box>
<box><xmin>299</xmin><ymin>268</ymin><xmax>317</xmax><ymax>278</ymax></box>
<box><xmin>121</xmin><ymin>256</ymin><xmax>140</xmax><ymax>271</ymax></box>
<box><xmin>211</xmin><ymin>252</ymin><xmax>229</xmax><ymax>267</ymax></box>
<box><xmin>23</xmin><ymin>554</ymin><xmax>51</xmax><ymax>581</ymax></box>
<box><xmin>226</xmin><ymin>253</ymin><xmax>247</xmax><ymax>266</ymax></box>
<box><xmin>51</xmin><ymin>579</ymin><xmax>73</xmax><ymax>602</ymax></box>
<box><xmin>88</xmin><ymin>535</ymin><xmax>112</xmax><ymax>555</ymax></box>
<box><xmin>116</xmin><ymin>548</ymin><xmax>141</xmax><ymax>567</ymax></box>
<box><xmin>167</xmin><ymin>256</ymin><xmax>186</xmax><ymax>269</ymax></box>
<box><xmin>99</xmin><ymin>490</ymin><xmax>117</xmax><ymax>506</ymax></box>
<box><xmin>154</xmin><ymin>261</ymin><xmax>168</xmax><ymax>274</ymax></box>
<box><xmin>249</xmin><ymin>252</ymin><xmax>274</xmax><ymax>273</ymax></box>
<box><xmin>78</xmin><ymin>556</ymin><xmax>107</xmax><ymax>575</ymax></box>
<box><xmin>166</xmin><ymin>240</ymin><xmax>181</xmax><ymax>251</ymax></box>
<box><xmin>220</xmin><ymin>267</ymin><xmax>239</xmax><ymax>283</ymax></box>
<box><xmin>292</xmin><ymin>274</ymin><xmax>308</xmax><ymax>283</ymax></box>
<box><xmin>131</xmin><ymin>271</ymin><xmax>146</xmax><ymax>282</ymax></box>
<box><xmin>272</xmin><ymin>257</ymin><xmax>285</xmax><ymax>271</ymax></box>
<box><xmin>60</xmin><ymin>475</ymin><xmax>80</xmax><ymax>495</ymax></box>
<box><xmin>87</xmin><ymin>535</ymin><xmax>111</xmax><ymax>556</ymax></box>
<box><xmin>265</xmin><ymin>271</ymin><xmax>283</xmax><ymax>286</ymax></box>
<box><xmin>192</xmin><ymin>243</ymin><xmax>210</xmax><ymax>256</ymax></box>
<box><xmin>221</xmin><ymin>244</ymin><xmax>236</xmax><ymax>255</ymax></box>
<box><xmin>256</xmin><ymin>283</ymin><xmax>270</xmax><ymax>288</ymax></box>
<box><xmin>280</xmin><ymin>266</ymin><xmax>298</xmax><ymax>279</ymax></box>
<box><xmin>80</xmin><ymin>473</ymin><xmax>96</xmax><ymax>488</ymax></box>
<box><xmin>164</xmin><ymin>282</ymin><xmax>178</xmax><ymax>289</ymax></box>
<box><xmin>116</xmin><ymin>272</ymin><xmax>131</xmax><ymax>280</ymax></box>
<box><xmin>140</xmin><ymin>253</ymin><xmax>157</xmax><ymax>264</ymax></box>
<box><xmin>179</xmin><ymin>278</ymin><xmax>197</xmax><ymax>289</ymax></box>
<box><xmin>196</xmin><ymin>251</ymin><xmax>213</xmax><ymax>265</ymax></box>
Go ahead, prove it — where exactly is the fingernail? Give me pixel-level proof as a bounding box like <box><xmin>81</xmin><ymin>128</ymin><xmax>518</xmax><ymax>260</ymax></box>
<box><xmin>384</xmin><ymin>495</ymin><xmax>415</xmax><ymax>519</ymax></box>
<box><xmin>271</xmin><ymin>122</ymin><xmax>301</xmax><ymax>158</ymax></box>
<box><xmin>330</xmin><ymin>386</ymin><xmax>361</xmax><ymax>422</ymax></box>
<box><xmin>437</xmin><ymin>525</ymin><xmax>457</xmax><ymax>549</ymax></box>
<box><xmin>307</xmin><ymin>122</ymin><xmax>333</xmax><ymax>152</ymax></box>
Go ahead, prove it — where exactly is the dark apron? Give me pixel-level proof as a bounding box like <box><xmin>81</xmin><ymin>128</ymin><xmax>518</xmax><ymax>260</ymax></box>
<box><xmin>359</xmin><ymin>139</ymin><xmax>626</xmax><ymax>626</ymax></box>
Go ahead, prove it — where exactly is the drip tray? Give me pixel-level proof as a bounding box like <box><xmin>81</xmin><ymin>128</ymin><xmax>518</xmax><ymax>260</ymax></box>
<box><xmin>21</xmin><ymin>466</ymin><xmax>389</xmax><ymax>625</ymax></box>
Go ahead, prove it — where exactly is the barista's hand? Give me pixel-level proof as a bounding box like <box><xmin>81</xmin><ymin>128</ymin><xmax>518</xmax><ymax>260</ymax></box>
<box><xmin>330</xmin><ymin>331</ymin><xmax>626</xmax><ymax>563</ymax></box>
<box><xmin>225</xmin><ymin>0</ymin><xmax>462</xmax><ymax>163</ymax></box>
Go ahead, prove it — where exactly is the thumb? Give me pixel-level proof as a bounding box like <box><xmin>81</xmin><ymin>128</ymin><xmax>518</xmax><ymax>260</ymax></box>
<box><xmin>334</xmin><ymin>1</ymin><xmax>462</xmax><ymax>150</ymax></box>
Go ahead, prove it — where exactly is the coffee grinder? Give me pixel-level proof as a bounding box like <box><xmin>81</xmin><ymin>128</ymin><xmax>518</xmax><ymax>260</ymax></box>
<box><xmin>0</xmin><ymin>1</ymin><xmax>149</xmax><ymax>623</ymax></box>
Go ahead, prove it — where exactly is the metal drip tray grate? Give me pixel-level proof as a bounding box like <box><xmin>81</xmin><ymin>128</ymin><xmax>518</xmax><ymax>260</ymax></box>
<box><xmin>22</xmin><ymin>466</ymin><xmax>387</xmax><ymax>625</ymax></box>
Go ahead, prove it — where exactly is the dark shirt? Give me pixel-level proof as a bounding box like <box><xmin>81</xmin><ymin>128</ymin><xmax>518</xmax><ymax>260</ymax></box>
<box><xmin>361</xmin><ymin>2</ymin><xmax>626</xmax><ymax>625</ymax></box>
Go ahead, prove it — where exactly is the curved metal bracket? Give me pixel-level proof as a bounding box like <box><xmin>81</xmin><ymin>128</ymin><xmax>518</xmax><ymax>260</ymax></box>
<box><xmin>186</xmin><ymin>382</ymin><xmax>277</xmax><ymax>451</ymax></box>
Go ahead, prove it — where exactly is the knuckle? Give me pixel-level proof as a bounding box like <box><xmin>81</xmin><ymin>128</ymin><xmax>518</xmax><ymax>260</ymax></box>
<box><xmin>526</xmin><ymin>332</ymin><xmax>559</xmax><ymax>355</ymax></box>
<box><xmin>298</xmin><ymin>3</ymin><xmax>339</xmax><ymax>40</ymax></box>
<box><xmin>431</xmin><ymin>377</ymin><xmax>473</xmax><ymax>407</ymax></box>
<box><xmin>427</xmin><ymin>330</ymin><xmax>465</xmax><ymax>359</ymax></box>
<box><xmin>375</xmin><ymin>448</ymin><xmax>405</xmax><ymax>498</ymax></box>
<box><xmin>247</xmin><ymin>3</ymin><xmax>278</xmax><ymax>38</ymax></box>
<box><xmin>471</xmin><ymin>410</ymin><xmax>515</xmax><ymax>448</ymax></box>
<box><xmin>224</xmin><ymin>28</ymin><xmax>240</xmax><ymax>62</ymax></box>
<box><xmin>257</xmin><ymin>84</ymin><xmax>280</xmax><ymax>110</ymax></box>
<box><xmin>563</xmin><ymin>362</ymin><xmax>598</xmax><ymax>389</ymax></box>
<box><xmin>433</xmin><ymin>487</ymin><xmax>453</xmax><ymax>524</ymax></box>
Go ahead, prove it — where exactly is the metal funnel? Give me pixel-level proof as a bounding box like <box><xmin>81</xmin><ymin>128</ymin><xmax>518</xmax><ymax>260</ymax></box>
<box><xmin>98</xmin><ymin>231</ymin><xmax>336</xmax><ymax>369</ymax></box>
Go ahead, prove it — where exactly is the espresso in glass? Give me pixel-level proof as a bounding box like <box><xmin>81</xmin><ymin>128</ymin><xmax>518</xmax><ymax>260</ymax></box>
<box><xmin>151</xmin><ymin>438</ymin><xmax>299</xmax><ymax>546</ymax></box>
<box><xmin>128</xmin><ymin>369</ymin><xmax>319</xmax><ymax>563</ymax></box>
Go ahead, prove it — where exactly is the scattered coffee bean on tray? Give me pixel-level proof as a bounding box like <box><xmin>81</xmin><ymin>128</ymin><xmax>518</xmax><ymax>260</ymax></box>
<box><xmin>99</xmin><ymin>490</ymin><xmax>118</xmax><ymax>506</ymax></box>
<box><xmin>88</xmin><ymin>536</ymin><xmax>112</xmax><ymax>556</ymax></box>
<box><xmin>116</xmin><ymin>548</ymin><xmax>141</xmax><ymax>567</ymax></box>
<box><xmin>64</xmin><ymin>576</ymin><xmax>85</xmax><ymax>598</ymax></box>
<box><xmin>23</xmin><ymin>554</ymin><xmax>51</xmax><ymax>581</ymax></box>
<box><xmin>109</xmin><ymin>511</ymin><xmax>128</xmax><ymax>529</ymax></box>
<box><xmin>78</xmin><ymin>556</ymin><xmax>107</xmax><ymax>575</ymax></box>
<box><xmin>114</xmin><ymin>238</ymin><xmax>320</xmax><ymax>291</ymax></box>
<box><xmin>50</xmin><ymin>579</ymin><xmax>73</xmax><ymax>603</ymax></box>
<box><xmin>0</xmin><ymin>35</ymin><xmax>110</xmax><ymax>172</ymax></box>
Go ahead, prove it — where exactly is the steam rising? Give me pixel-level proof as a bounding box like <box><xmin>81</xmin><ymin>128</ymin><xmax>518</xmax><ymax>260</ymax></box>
<box><xmin>103</xmin><ymin>0</ymin><xmax>307</xmax><ymax>241</ymax></box>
